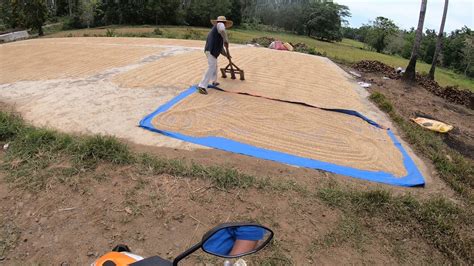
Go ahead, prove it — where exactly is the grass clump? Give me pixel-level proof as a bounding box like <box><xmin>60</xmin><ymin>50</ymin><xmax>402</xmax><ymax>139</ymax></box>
<box><xmin>0</xmin><ymin>112</ymin><xmax>24</xmax><ymax>141</ymax></box>
<box><xmin>71</xmin><ymin>135</ymin><xmax>134</xmax><ymax>166</ymax></box>
<box><xmin>191</xmin><ymin>164</ymin><xmax>256</xmax><ymax>189</ymax></box>
<box><xmin>369</xmin><ymin>92</ymin><xmax>393</xmax><ymax>113</ymax></box>
<box><xmin>317</xmin><ymin>185</ymin><xmax>473</xmax><ymax>264</ymax></box>
<box><xmin>1</xmin><ymin>112</ymin><xmax>134</xmax><ymax>190</ymax></box>
<box><xmin>1</xmin><ymin>122</ymin><xmax>75</xmax><ymax>190</ymax></box>
<box><xmin>9</xmin><ymin>128</ymin><xmax>72</xmax><ymax>160</ymax></box>
<box><xmin>369</xmin><ymin>91</ymin><xmax>473</xmax><ymax>200</ymax></box>
<box><xmin>137</xmin><ymin>154</ymin><xmax>256</xmax><ymax>190</ymax></box>
<box><xmin>313</xmin><ymin>215</ymin><xmax>366</xmax><ymax>251</ymax></box>
<box><xmin>105</xmin><ymin>28</ymin><xmax>116</xmax><ymax>37</ymax></box>
<box><xmin>153</xmin><ymin>27</ymin><xmax>163</xmax><ymax>35</ymax></box>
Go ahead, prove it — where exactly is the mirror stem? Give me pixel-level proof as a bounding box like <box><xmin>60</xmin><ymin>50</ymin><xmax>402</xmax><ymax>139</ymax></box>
<box><xmin>172</xmin><ymin>242</ymin><xmax>202</xmax><ymax>266</ymax></box>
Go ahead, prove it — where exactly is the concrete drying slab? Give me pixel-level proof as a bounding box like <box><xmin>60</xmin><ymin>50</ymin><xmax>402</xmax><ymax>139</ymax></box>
<box><xmin>0</xmin><ymin>37</ymin><xmax>430</xmax><ymax>185</ymax></box>
<box><xmin>0</xmin><ymin>38</ymin><xmax>207</xmax><ymax>149</ymax></box>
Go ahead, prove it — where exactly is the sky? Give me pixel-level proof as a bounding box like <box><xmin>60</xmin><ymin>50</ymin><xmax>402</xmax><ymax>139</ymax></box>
<box><xmin>335</xmin><ymin>0</ymin><xmax>474</xmax><ymax>33</ymax></box>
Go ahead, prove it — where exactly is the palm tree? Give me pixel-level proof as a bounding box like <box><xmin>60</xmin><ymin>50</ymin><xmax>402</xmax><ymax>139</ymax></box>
<box><xmin>428</xmin><ymin>0</ymin><xmax>449</xmax><ymax>80</ymax></box>
<box><xmin>68</xmin><ymin>0</ymin><xmax>73</xmax><ymax>17</ymax></box>
<box><xmin>403</xmin><ymin>0</ymin><xmax>428</xmax><ymax>82</ymax></box>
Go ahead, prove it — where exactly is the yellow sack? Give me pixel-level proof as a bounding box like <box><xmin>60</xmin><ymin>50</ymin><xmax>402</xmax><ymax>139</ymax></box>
<box><xmin>411</xmin><ymin>117</ymin><xmax>453</xmax><ymax>133</ymax></box>
<box><xmin>283</xmin><ymin>42</ymin><xmax>294</xmax><ymax>51</ymax></box>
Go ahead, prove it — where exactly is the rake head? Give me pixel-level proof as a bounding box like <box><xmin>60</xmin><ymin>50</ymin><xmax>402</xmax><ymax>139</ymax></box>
<box><xmin>220</xmin><ymin>60</ymin><xmax>245</xmax><ymax>81</ymax></box>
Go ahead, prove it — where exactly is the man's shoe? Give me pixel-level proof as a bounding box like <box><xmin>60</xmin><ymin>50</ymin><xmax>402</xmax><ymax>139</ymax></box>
<box><xmin>211</xmin><ymin>82</ymin><xmax>220</xmax><ymax>86</ymax></box>
<box><xmin>198</xmin><ymin>87</ymin><xmax>208</xmax><ymax>95</ymax></box>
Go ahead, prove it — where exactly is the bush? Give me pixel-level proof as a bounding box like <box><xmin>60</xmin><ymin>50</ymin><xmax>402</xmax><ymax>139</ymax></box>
<box><xmin>65</xmin><ymin>16</ymin><xmax>84</xmax><ymax>30</ymax></box>
<box><xmin>308</xmin><ymin>48</ymin><xmax>323</xmax><ymax>56</ymax></box>
<box><xmin>250</xmin><ymin>36</ymin><xmax>275</xmax><ymax>47</ymax></box>
<box><xmin>153</xmin><ymin>27</ymin><xmax>163</xmax><ymax>35</ymax></box>
<box><xmin>105</xmin><ymin>28</ymin><xmax>116</xmax><ymax>37</ymax></box>
<box><xmin>289</xmin><ymin>43</ymin><xmax>323</xmax><ymax>56</ymax></box>
<box><xmin>48</xmin><ymin>16</ymin><xmax>59</xmax><ymax>23</ymax></box>
<box><xmin>183</xmin><ymin>28</ymin><xmax>202</xmax><ymax>40</ymax></box>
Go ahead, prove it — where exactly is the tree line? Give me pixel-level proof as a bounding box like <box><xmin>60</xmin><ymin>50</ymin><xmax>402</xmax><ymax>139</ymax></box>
<box><xmin>1</xmin><ymin>0</ymin><xmax>471</xmax><ymax>79</ymax></box>
<box><xmin>343</xmin><ymin>17</ymin><xmax>473</xmax><ymax>78</ymax></box>
<box><xmin>0</xmin><ymin>0</ymin><xmax>349</xmax><ymax>41</ymax></box>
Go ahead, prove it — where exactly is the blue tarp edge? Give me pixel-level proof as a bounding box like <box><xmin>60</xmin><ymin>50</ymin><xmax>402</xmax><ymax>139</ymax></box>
<box><xmin>140</xmin><ymin>85</ymin><xmax>425</xmax><ymax>187</ymax></box>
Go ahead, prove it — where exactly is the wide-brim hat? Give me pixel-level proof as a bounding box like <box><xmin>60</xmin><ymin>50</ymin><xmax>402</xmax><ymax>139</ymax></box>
<box><xmin>211</xmin><ymin>16</ymin><xmax>233</xmax><ymax>28</ymax></box>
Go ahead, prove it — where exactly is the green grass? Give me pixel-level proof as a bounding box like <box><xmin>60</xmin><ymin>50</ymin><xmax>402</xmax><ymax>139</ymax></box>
<box><xmin>71</xmin><ymin>135</ymin><xmax>134</xmax><ymax>166</ymax></box>
<box><xmin>369</xmin><ymin>92</ymin><xmax>474</xmax><ymax>201</ymax></box>
<box><xmin>0</xmin><ymin>111</ymin><xmax>24</xmax><ymax>140</ymax></box>
<box><xmin>316</xmin><ymin>185</ymin><xmax>473</xmax><ymax>264</ymax></box>
<box><xmin>340</xmin><ymin>38</ymin><xmax>367</xmax><ymax>49</ymax></box>
<box><xmin>0</xmin><ymin>112</ymin><xmax>134</xmax><ymax>190</ymax></box>
<box><xmin>0</xmin><ymin>111</ymin><xmax>261</xmax><ymax>191</ymax></box>
<box><xmin>1</xmin><ymin>112</ymin><xmax>302</xmax><ymax>194</ymax></box>
<box><xmin>137</xmin><ymin>153</ymin><xmax>257</xmax><ymax>190</ymax></box>
<box><xmin>228</xmin><ymin>28</ymin><xmax>473</xmax><ymax>91</ymax></box>
<box><xmin>312</xmin><ymin>215</ymin><xmax>366</xmax><ymax>251</ymax></box>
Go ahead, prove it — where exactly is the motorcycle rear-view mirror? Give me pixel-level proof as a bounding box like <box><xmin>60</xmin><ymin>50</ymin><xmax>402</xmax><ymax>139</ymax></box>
<box><xmin>129</xmin><ymin>223</ymin><xmax>274</xmax><ymax>266</ymax></box>
<box><xmin>171</xmin><ymin>222</ymin><xmax>273</xmax><ymax>265</ymax></box>
<box><xmin>201</xmin><ymin>224</ymin><xmax>273</xmax><ymax>258</ymax></box>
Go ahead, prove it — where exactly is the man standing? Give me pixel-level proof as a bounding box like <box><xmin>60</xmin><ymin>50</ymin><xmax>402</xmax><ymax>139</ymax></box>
<box><xmin>197</xmin><ymin>16</ymin><xmax>233</xmax><ymax>95</ymax></box>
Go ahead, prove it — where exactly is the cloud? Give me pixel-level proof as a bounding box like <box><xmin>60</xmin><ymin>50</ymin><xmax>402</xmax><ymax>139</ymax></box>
<box><xmin>336</xmin><ymin>0</ymin><xmax>473</xmax><ymax>32</ymax></box>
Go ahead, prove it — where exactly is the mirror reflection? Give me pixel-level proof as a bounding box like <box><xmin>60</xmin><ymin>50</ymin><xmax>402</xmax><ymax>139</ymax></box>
<box><xmin>202</xmin><ymin>225</ymin><xmax>271</xmax><ymax>257</ymax></box>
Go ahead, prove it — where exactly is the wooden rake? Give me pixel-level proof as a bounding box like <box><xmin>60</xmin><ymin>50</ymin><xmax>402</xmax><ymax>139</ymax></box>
<box><xmin>220</xmin><ymin>58</ymin><xmax>245</xmax><ymax>80</ymax></box>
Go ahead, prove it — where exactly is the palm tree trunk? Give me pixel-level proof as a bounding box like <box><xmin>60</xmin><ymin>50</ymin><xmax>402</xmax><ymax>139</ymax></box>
<box><xmin>465</xmin><ymin>58</ymin><xmax>471</xmax><ymax>76</ymax></box>
<box><xmin>403</xmin><ymin>0</ymin><xmax>428</xmax><ymax>83</ymax></box>
<box><xmin>429</xmin><ymin>0</ymin><xmax>448</xmax><ymax>80</ymax></box>
<box><xmin>68</xmin><ymin>0</ymin><xmax>73</xmax><ymax>17</ymax></box>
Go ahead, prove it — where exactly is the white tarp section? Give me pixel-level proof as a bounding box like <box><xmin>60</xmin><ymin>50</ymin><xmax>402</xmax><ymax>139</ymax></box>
<box><xmin>0</xmin><ymin>30</ymin><xmax>29</xmax><ymax>43</ymax></box>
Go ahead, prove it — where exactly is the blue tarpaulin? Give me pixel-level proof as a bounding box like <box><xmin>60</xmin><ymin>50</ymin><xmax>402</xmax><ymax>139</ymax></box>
<box><xmin>140</xmin><ymin>86</ymin><xmax>425</xmax><ymax>187</ymax></box>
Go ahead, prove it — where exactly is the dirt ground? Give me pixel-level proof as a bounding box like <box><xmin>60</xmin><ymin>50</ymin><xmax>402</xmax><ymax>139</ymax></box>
<box><xmin>0</xmin><ymin>149</ymin><xmax>448</xmax><ymax>265</ymax></box>
<box><xmin>357</xmin><ymin>71</ymin><xmax>474</xmax><ymax>160</ymax></box>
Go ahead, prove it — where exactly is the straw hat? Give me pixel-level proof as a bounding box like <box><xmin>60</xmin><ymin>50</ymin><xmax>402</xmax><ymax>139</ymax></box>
<box><xmin>211</xmin><ymin>16</ymin><xmax>233</xmax><ymax>28</ymax></box>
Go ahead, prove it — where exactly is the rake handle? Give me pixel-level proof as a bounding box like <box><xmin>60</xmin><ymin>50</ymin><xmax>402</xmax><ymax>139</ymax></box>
<box><xmin>226</xmin><ymin>57</ymin><xmax>241</xmax><ymax>71</ymax></box>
